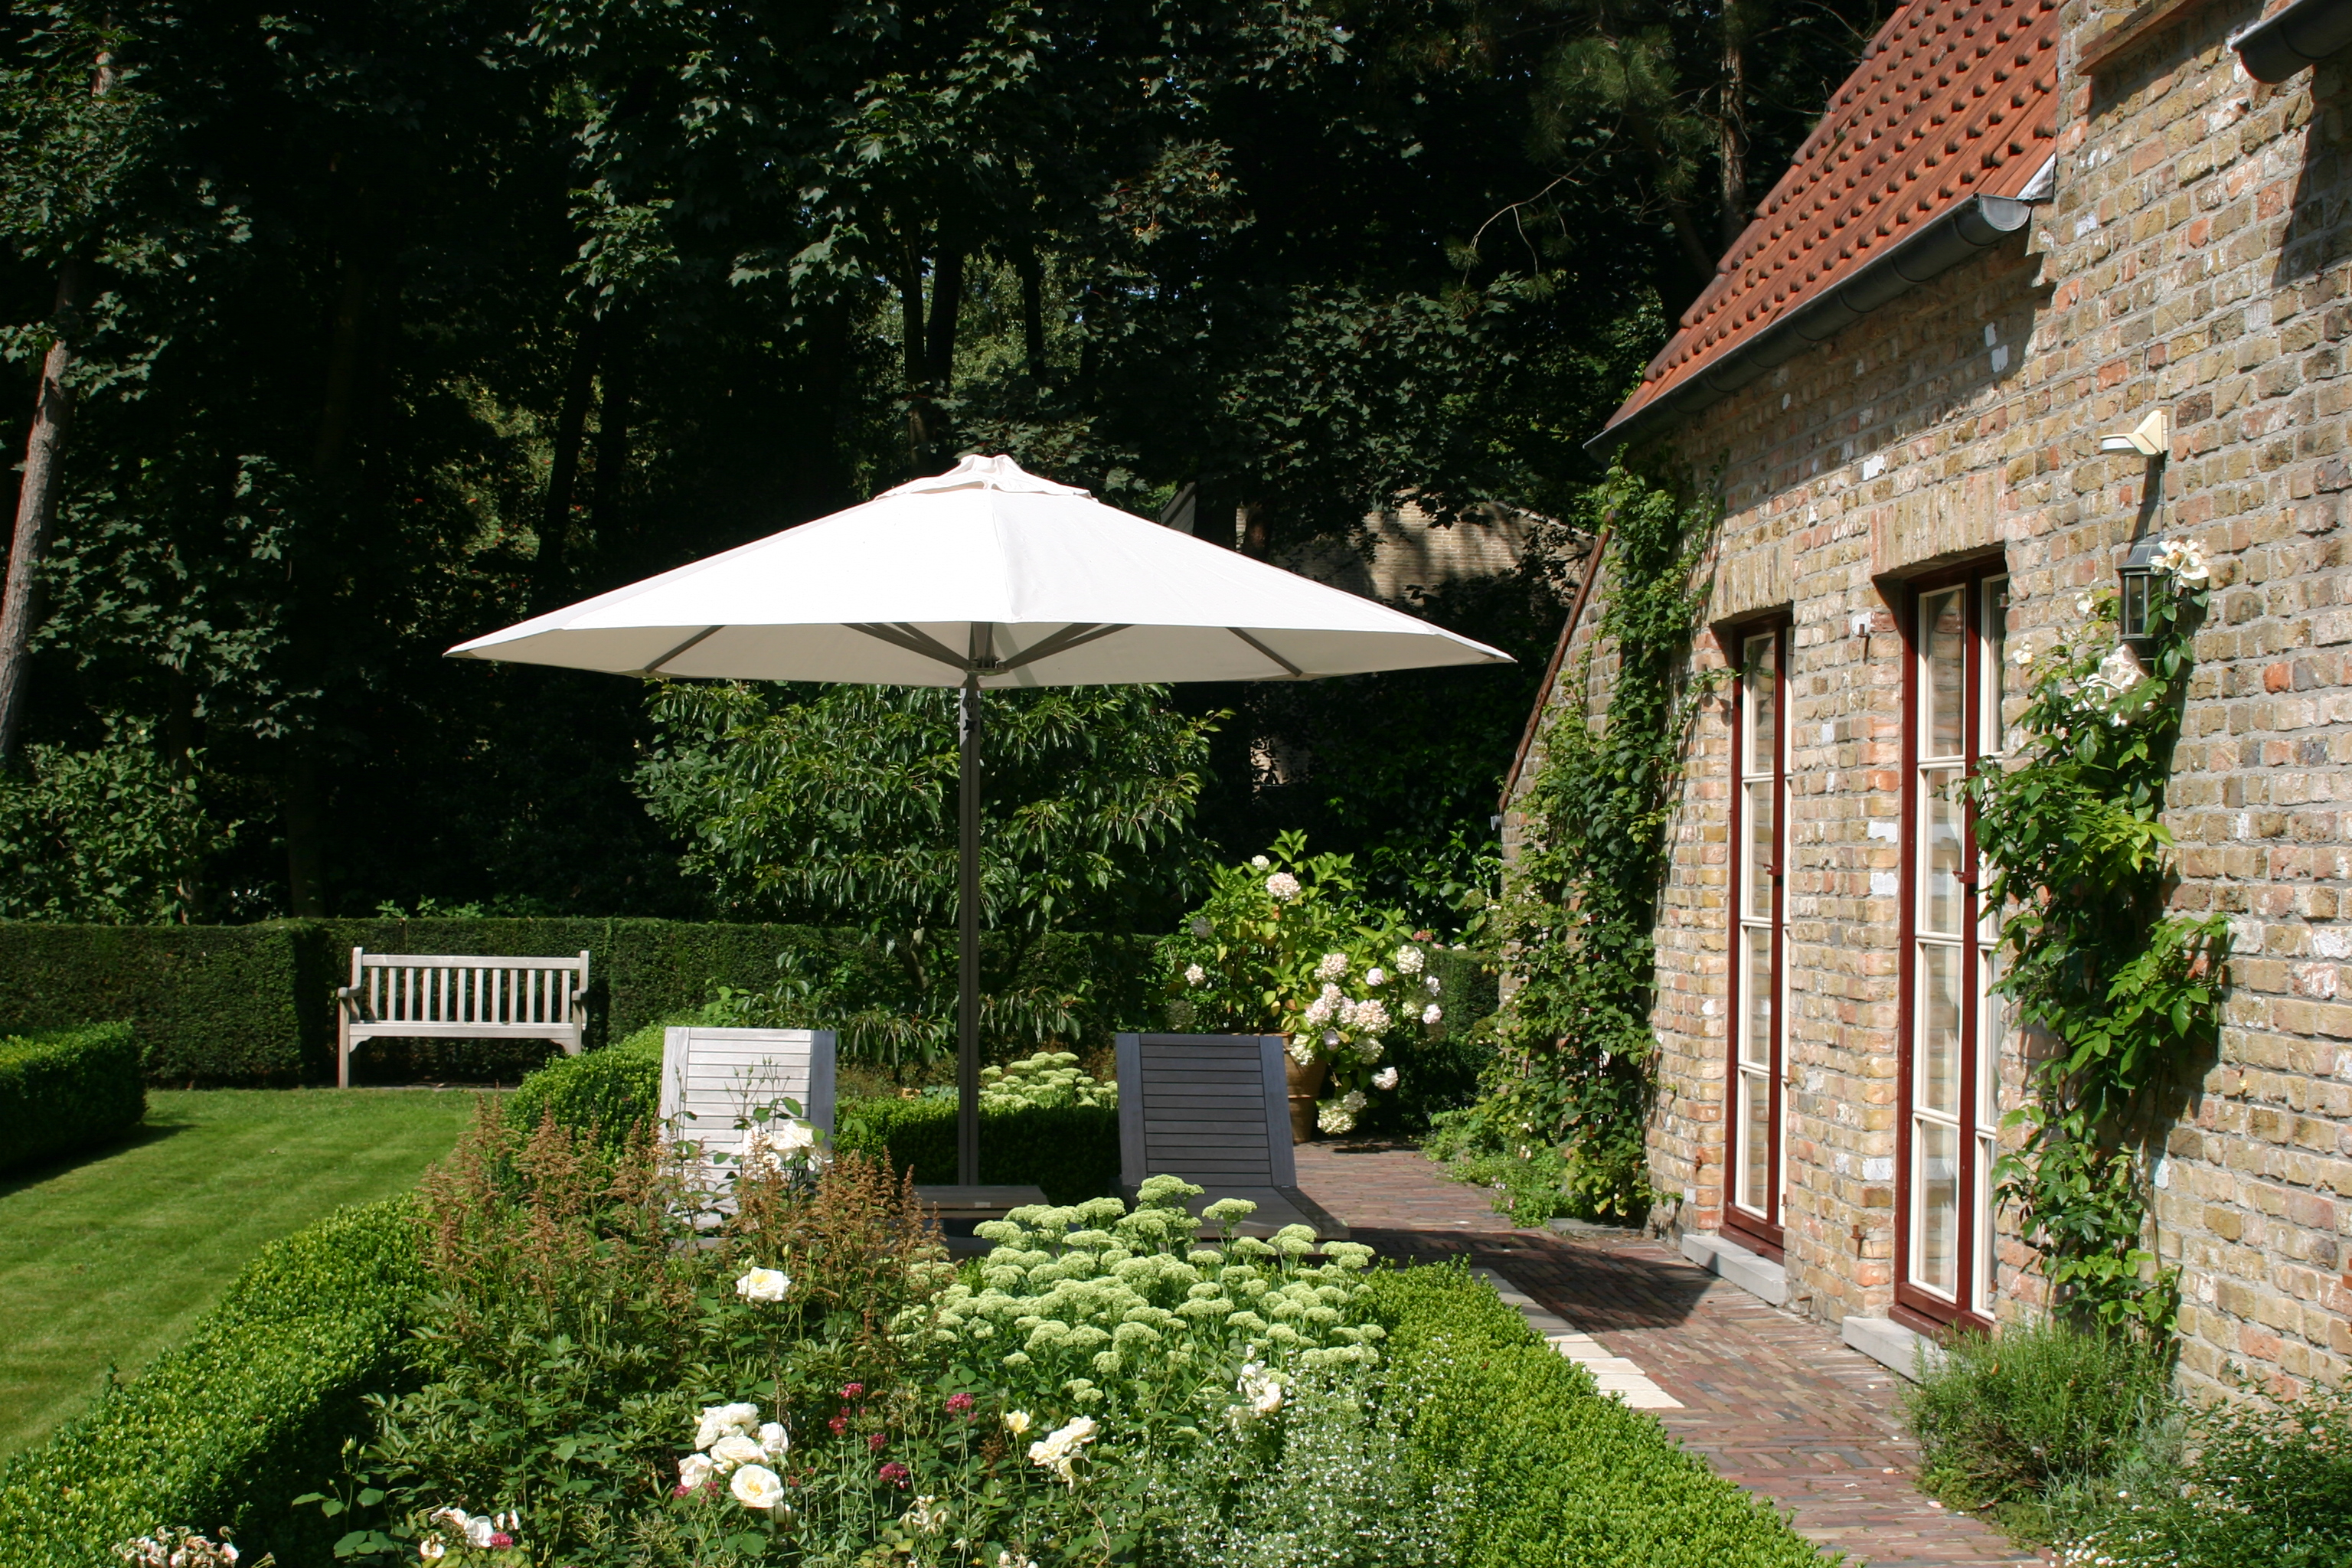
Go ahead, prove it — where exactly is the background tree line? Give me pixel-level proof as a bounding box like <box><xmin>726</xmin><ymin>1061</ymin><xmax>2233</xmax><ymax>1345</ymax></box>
<box><xmin>0</xmin><ymin>0</ymin><xmax>1883</xmax><ymax>932</ymax></box>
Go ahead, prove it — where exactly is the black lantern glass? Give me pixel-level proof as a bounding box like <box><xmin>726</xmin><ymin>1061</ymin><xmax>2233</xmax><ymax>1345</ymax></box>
<box><xmin>2118</xmin><ymin>535</ymin><xmax>2164</xmax><ymax>645</ymax></box>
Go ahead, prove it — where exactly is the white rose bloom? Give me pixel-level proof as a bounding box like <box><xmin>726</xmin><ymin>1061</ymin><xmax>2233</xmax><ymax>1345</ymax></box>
<box><xmin>710</xmin><ymin>1433</ymin><xmax>768</xmax><ymax>1472</ymax></box>
<box><xmin>730</xmin><ymin>1463</ymin><xmax>787</xmax><ymax>1513</ymax></box>
<box><xmin>1315</xmin><ymin>952</ymin><xmax>1348</xmax><ymax>982</ymax></box>
<box><xmin>2012</xmin><ymin>643</ymin><xmax>2035</xmax><ymax>666</ymax></box>
<box><xmin>1027</xmin><ymin>1415</ymin><xmax>1099</xmax><ymax>1484</ymax></box>
<box><xmin>1236</xmin><ymin>1361</ymin><xmax>1285</xmax><ymax>1416</ymax></box>
<box><xmin>1250</xmin><ymin>854</ymin><xmax>1269</xmax><ymax>867</ymax></box>
<box><xmin>2075</xmin><ymin>594</ymin><xmax>2096</xmax><ymax>616</ymax></box>
<box><xmin>1265</xmin><ymin>871</ymin><xmax>1302</xmax><ymax>901</ymax></box>
<box><xmin>419</xmin><ymin>1540</ymin><xmax>447</xmax><ymax>1563</ymax></box>
<box><xmin>1423</xmin><ymin>1003</ymin><xmax>1442</xmax><ymax>1025</ymax></box>
<box><xmin>1372</xmin><ymin>1066</ymin><xmax>1400</xmax><ymax>1090</ymax></box>
<box><xmin>463</xmin><ymin>1516</ymin><xmax>496</xmax><ymax>1550</ymax></box>
<box><xmin>679</xmin><ymin>1452</ymin><xmax>717</xmax><ymax>1491</ymax></box>
<box><xmin>736</xmin><ymin>1266</ymin><xmax>790</xmax><ymax>1302</ymax></box>
<box><xmin>1394</xmin><ymin>946</ymin><xmax>1423</xmax><ymax>975</ymax></box>
<box><xmin>1003</xmin><ymin>1410</ymin><xmax>1033</xmax><ymax>1437</ymax></box>
<box><xmin>695</xmin><ymin>1402</ymin><xmax>762</xmax><ymax>1451</ymax></box>
<box><xmin>1184</xmin><ymin>962</ymin><xmax>1206</xmax><ymax>987</ymax></box>
<box><xmin>758</xmin><ymin>1421</ymin><xmax>789</xmax><ymax>1459</ymax></box>
<box><xmin>1364</xmin><ymin>966</ymin><xmax>1387</xmax><ymax>987</ymax></box>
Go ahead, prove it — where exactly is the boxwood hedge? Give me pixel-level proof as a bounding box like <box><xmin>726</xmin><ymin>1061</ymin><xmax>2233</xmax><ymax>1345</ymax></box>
<box><xmin>1364</xmin><ymin>1264</ymin><xmax>1826</xmax><ymax>1567</ymax></box>
<box><xmin>0</xmin><ymin>1021</ymin><xmax>143</xmax><ymax>1174</ymax></box>
<box><xmin>833</xmin><ymin>1093</ymin><xmax>1120</xmax><ymax>1203</ymax></box>
<box><xmin>0</xmin><ymin>1198</ymin><xmax>424</xmax><ymax>1568</ymax></box>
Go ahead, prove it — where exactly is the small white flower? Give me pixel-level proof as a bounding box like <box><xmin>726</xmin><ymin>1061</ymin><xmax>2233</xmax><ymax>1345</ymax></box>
<box><xmin>1190</xmin><ymin>916</ymin><xmax>1213</xmax><ymax>938</ymax></box>
<box><xmin>1393</xmin><ymin>946</ymin><xmax>1424</xmax><ymax>975</ymax></box>
<box><xmin>906</xmin><ymin>1494</ymin><xmax>946</xmax><ymax>1532</ymax></box>
<box><xmin>1423</xmin><ymin>1003</ymin><xmax>1442</xmax><ymax>1024</ymax></box>
<box><xmin>1424</xmin><ymin>974</ymin><xmax>1441</xmax><ymax>994</ymax></box>
<box><xmin>1250</xmin><ymin>854</ymin><xmax>1269</xmax><ymax>868</ymax></box>
<box><xmin>730</xmin><ymin>1463</ymin><xmax>786</xmax><ymax>1513</ymax></box>
<box><xmin>709</xmin><ymin>1433</ymin><xmax>767</xmax><ymax>1472</ymax></box>
<box><xmin>679</xmin><ymin>1452</ymin><xmax>717</xmax><ymax>1490</ymax></box>
<box><xmin>1236</xmin><ymin>1361</ymin><xmax>1286</xmax><ymax>1416</ymax></box>
<box><xmin>418</xmin><ymin>1540</ymin><xmax>447</xmax><ymax>1563</ymax></box>
<box><xmin>1183</xmin><ymin>962</ymin><xmax>1206</xmax><ymax>987</ymax></box>
<box><xmin>695</xmin><ymin>1402</ymin><xmax>761</xmax><ymax>1451</ymax></box>
<box><xmin>1264</xmin><ymin>871</ymin><xmax>1302</xmax><ymax>901</ymax></box>
<box><xmin>1372</xmin><ymin>1066</ymin><xmax>1399</xmax><ymax>1090</ymax></box>
<box><xmin>999</xmin><ymin>1553</ymin><xmax>1038</xmax><ymax>1568</ymax></box>
<box><xmin>2011</xmin><ymin>643</ymin><xmax>2035</xmax><ymax>666</ymax></box>
<box><xmin>1364</xmin><ymin>966</ymin><xmax>1388</xmax><ymax>987</ymax></box>
<box><xmin>758</xmin><ymin>1422</ymin><xmax>789</xmax><ymax>1459</ymax></box>
<box><xmin>1321</xmin><ymin>1029</ymin><xmax>1341</xmax><ymax>1048</ymax></box>
<box><xmin>736</xmin><ymin>1266</ymin><xmax>789</xmax><ymax>1302</ymax></box>
<box><xmin>1003</xmin><ymin>1410</ymin><xmax>1033</xmax><ymax>1437</ymax></box>
<box><xmin>2075</xmin><ymin>594</ymin><xmax>2096</xmax><ymax>616</ymax></box>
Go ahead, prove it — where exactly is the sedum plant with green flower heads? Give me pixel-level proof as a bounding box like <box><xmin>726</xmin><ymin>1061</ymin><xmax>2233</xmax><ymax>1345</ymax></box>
<box><xmin>1161</xmin><ymin>833</ymin><xmax>1440</xmax><ymax>1132</ymax></box>
<box><xmin>979</xmin><ymin>1051</ymin><xmax>1117</xmax><ymax>1112</ymax></box>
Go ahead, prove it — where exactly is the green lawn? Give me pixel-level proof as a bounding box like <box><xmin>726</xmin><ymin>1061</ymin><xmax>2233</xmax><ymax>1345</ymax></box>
<box><xmin>0</xmin><ymin>1087</ymin><xmax>479</xmax><ymax>1457</ymax></box>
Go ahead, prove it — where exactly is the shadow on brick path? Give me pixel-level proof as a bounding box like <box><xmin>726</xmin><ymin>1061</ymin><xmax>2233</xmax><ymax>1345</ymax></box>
<box><xmin>1292</xmin><ymin>1139</ymin><xmax>2051</xmax><ymax>1568</ymax></box>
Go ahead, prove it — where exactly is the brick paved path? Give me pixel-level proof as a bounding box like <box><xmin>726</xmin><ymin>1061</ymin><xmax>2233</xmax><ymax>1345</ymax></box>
<box><xmin>1291</xmin><ymin>1140</ymin><xmax>2047</xmax><ymax>1568</ymax></box>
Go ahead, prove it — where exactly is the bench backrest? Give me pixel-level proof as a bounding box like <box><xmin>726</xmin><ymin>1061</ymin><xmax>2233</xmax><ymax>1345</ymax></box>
<box><xmin>348</xmin><ymin>948</ymin><xmax>589</xmax><ymax>1028</ymax></box>
<box><xmin>1114</xmin><ymin>1033</ymin><xmax>1295</xmax><ymax>1193</ymax></box>
<box><xmin>658</xmin><ymin>1027</ymin><xmax>838</xmax><ymax>1162</ymax></box>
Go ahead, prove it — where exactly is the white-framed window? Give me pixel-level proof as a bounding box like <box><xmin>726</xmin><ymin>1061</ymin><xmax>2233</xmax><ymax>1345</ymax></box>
<box><xmin>1727</xmin><ymin>624</ymin><xmax>1788</xmax><ymax>1243</ymax></box>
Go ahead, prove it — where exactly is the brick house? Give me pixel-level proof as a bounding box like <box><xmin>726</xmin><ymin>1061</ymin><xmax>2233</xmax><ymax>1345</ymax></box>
<box><xmin>1501</xmin><ymin>0</ymin><xmax>2352</xmax><ymax>1393</ymax></box>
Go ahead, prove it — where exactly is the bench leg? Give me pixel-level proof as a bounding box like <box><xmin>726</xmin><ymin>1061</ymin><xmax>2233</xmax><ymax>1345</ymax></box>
<box><xmin>338</xmin><ymin>1018</ymin><xmax>351</xmax><ymax>1089</ymax></box>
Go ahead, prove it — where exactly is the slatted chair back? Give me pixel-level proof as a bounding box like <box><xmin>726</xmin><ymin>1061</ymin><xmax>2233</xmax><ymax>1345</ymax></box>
<box><xmin>1113</xmin><ymin>1033</ymin><xmax>1295</xmax><ymax>1194</ymax></box>
<box><xmin>337</xmin><ymin>948</ymin><xmax>591</xmax><ymax>1087</ymax></box>
<box><xmin>658</xmin><ymin>1027</ymin><xmax>838</xmax><ymax>1167</ymax></box>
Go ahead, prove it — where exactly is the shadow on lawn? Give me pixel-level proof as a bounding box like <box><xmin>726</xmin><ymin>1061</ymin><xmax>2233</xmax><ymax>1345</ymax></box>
<box><xmin>0</xmin><ymin>1120</ymin><xmax>191</xmax><ymax>1200</ymax></box>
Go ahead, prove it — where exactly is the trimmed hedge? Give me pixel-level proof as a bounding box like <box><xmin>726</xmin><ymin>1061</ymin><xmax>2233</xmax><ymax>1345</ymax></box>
<box><xmin>1365</xmin><ymin>1263</ymin><xmax>1824</xmax><ymax>1567</ymax></box>
<box><xmin>834</xmin><ymin>1095</ymin><xmax>1120</xmax><ymax>1204</ymax></box>
<box><xmin>503</xmin><ymin>1022</ymin><xmax>668</xmax><ymax>1145</ymax></box>
<box><xmin>0</xmin><ymin>1197</ymin><xmax>425</xmax><ymax>1567</ymax></box>
<box><xmin>0</xmin><ymin>923</ymin><xmax>320</xmax><ymax>1083</ymax></box>
<box><xmin>0</xmin><ymin>1022</ymin><xmax>144</xmax><ymax>1174</ymax></box>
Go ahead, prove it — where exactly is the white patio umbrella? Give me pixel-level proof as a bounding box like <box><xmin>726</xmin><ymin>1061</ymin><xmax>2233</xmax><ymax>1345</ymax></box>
<box><xmin>449</xmin><ymin>454</ymin><xmax>1511</xmax><ymax>1183</ymax></box>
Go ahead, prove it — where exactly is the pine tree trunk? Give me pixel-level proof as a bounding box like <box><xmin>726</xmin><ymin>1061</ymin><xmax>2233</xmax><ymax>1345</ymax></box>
<box><xmin>1718</xmin><ymin>26</ymin><xmax>1750</xmax><ymax>251</ymax></box>
<box><xmin>0</xmin><ymin>263</ymin><xmax>90</xmax><ymax>767</ymax></box>
<box><xmin>534</xmin><ymin>313</ymin><xmax>604</xmax><ymax>608</ymax></box>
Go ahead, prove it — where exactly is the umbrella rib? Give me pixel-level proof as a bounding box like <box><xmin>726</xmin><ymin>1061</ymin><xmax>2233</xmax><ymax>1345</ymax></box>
<box><xmin>995</xmin><ymin>622</ymin><xmax>1129</xmax><ymax>672</ymax></box>
<box><xmin>848</xmin><ymin>622</ymin><xmax>970</xmax><ymax>671</ymax></box>
<box><xmin>635</xmin><ymin>626</ymin><xmax>723</xmax><ymax>676</ymax></box>
<box><xmin>1228</xmin><ymin>627</ymin><xmax>1305</xmax><ymax>678</ymax></box>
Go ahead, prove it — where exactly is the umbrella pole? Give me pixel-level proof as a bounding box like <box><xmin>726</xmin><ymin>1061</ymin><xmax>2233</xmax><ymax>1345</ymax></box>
<box><xmin>957</xmin><ymin>669</ymin><xmax>982</xmax><ymax>1187</ymax></box>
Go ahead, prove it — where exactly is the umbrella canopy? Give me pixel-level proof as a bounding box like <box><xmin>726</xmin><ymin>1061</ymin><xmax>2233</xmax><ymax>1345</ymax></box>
<box><xmin>448</xmin><ymin>455</ymin><xmax>1510</xmax><ymax>684</ymax></box>
<box><xmin>448</xmin><ymin>454</ymin><xmax>1511</xmax><ymax>1187</ymax></box>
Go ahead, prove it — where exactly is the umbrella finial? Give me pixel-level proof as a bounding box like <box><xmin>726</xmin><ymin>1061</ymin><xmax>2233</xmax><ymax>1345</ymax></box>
<box><xmin>880</xmin><ymin>453</ymin><xmax>1091</xmax><ymax>499</ymax></box>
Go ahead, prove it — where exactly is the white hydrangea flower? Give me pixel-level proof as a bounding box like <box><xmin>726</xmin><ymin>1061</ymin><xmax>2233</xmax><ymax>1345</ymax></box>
<box><xmin>1321</xmin><ymin>1029</ymin><xmax>1341</xmax><ymax>1048</ymax></box>
<box><xmin>1364</xmin><ymin>966</ymin><xmax>1387</xmax><ymax>987</ymax></box>
<box><xmin>1372</xmin><ymin>1066</ymin><xmax>1399</xmax><ymax>1090</ymax></box>
<box><xmin>1265</xmin><ymin>871</ymin><xmax>1302</xmax><ymax>901</ymax></box>
<box><xmin>1315</xmin><ymin>951</ymin><xmax>1348</xmax><ymax>982</ymax></box>
<box><xmin>1347</xmin><ymin>998</ymin><xmax>1390</xmax><ymax>1033</ymax></box>
<box><xmin>1340</xmin><ymin>1089</ymin><xmax>1367</xmax><ymax>1114</ymax></box>
<box><xmin>1422</xmin><ymin>1003</ymin><xmax>1442</xmax><ymax>1025</ymax></box>
<box><xmin>1316</xmin><ymin>1101</ymin><xmax>1357</xmax><ymax>1135</ymax></box>
<box><xmin>1394</xmin><ymin>946</ymin><xmax>1424</xmax><ymax>975</ymax></box>
<box><xmin>1184</xmin><ymin>962</ymin><xmax>1206</xmax><ymax>987</ymax></box>
<box><xmin>1288</xmin><ymin>1034</ymin><xmax>1318</xmax><ymax>1066</ymax></box>
<box><xmin>1250</xmin><ymin>854</ymin><xmax>1270</xmax><ymax>867</ymax></box>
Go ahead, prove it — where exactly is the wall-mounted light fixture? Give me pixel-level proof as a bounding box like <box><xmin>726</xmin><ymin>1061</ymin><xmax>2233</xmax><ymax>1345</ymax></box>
<box><xmin>2117</xmin><ymin>534</ymin><xmax>2164</xmax><ymax>647</ymax></box>
<box><xmin>2099</xmin><ymin>408</ymin><xmax>2169</xmax><ymax>457</ymax></box>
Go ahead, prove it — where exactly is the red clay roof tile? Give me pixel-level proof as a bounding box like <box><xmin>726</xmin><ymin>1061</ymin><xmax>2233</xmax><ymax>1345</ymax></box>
<box><xmin>1599</xmin><ymin>0</ymin><xmax>2060</xmax><ymax>438</ymax></box>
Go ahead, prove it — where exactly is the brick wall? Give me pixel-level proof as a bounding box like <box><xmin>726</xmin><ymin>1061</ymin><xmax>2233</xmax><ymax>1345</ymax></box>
<box><xmin>1508</xmin><ymin>1</ymin><xmax>2352</xmax><ymax>1393</ymax></box>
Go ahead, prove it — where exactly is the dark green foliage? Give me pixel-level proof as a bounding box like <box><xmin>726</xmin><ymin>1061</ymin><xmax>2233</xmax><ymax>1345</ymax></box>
<box><xmin>1361</xmin><ymin>1264</ymin><xmax>1825</xmax><ymax>1567</ymax></box>
<box><xmin>1448</xmin><ymin>470</ymin><xmax>1717</xmax><ymax>1219</ymax></box>
<box><xmin>0</xmin><ymin>1020</ymin><xmax>142</xmax><ymax>1172</ymax></box>
<box><xmin>833</xmin><ymin>1095</ymin><xmax>1120</xmax><ymax>1204</ymax></box>
<box><xmin>0</xmin><ymin>724</ymin><xmax>223</xmax><ymax>923</ymax></box>
<box><xmin>502</xmin><ymin>1023</ymin><xmax>666</xmax><ymax>1147</ymax></box>
<box><xmin>1358</xmin><ymin>949</ymin><xmax>1498</xmax><ymax>1135</ymax></box>
<box><xmin>1906</xmin><ymin>1319</ymin><xmax>2174</xmax><ymax>1513</ymax></box>
<box><xmin>0</xmin><ymin>1197</ymin><xmax>425</xmax><ymax>1568</ymax></box>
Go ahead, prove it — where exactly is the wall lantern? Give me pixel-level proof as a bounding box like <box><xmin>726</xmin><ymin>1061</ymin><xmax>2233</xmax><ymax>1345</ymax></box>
<box><xmin>2116</xmin><ymin>534</ymin><xmax>2165</xmax><ymax>647</ymax></box>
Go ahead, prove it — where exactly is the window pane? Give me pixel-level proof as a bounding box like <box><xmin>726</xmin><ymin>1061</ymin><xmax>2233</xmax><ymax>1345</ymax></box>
<box><xmin>1975</xmin><ymin>1131</ymin><xmax>1998</xmax><ymax>1314</ymax></box>
<box><xmin>1919</xmin><ymin>944</ymin><xmax>1961</xmax><ymax>1115</ymax></box>
<box><xmin>1922</xmin><ymin>769</ymin><xmax>1965</xmax><ymax>935</ymax></box>
<box><xmin>1978</xmin><ymin>949</ymin><xmax>2001</xmax><ymax>1130</ymax></box>
<box><xmin>1743</xmin><ymin>926</ymin><xmax>1774</xmax><ymax>1066</ymax></box>
<box><xmin>1740</xmin><ymin>1070</ymin><xmax>1772</xmax><ymax>1213</ymax></box>
<box><xmin>1984</xmin><ymin>578</ymin><xmax>2011</xmax><ymax>756</ymax></box>
<box><xmin>1746</xmin><ymin>779</ymin><xmax>1775</xmax><ymax>918</ymax></box>
<box><xmin>1745</xmin><ymin>633</ymin><xmax>1777</xmax><ymax>776</ymax></box>
<box><xmin>1923</xmin><ymin>589</ymin><xmax>1965</xmax><ymax>759</ymax></box>
<box><xmin>1916</xmin><ymin>1118</ymin><xmax>1958</xmax><ymax>1294</ymax></box>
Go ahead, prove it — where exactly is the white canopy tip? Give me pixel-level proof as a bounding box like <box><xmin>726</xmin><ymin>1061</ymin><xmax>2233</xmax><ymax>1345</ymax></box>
<box><xmin>880</xmin><ymin>453</ymin><xmax>1090</xmax><ymax>500</ymax></box>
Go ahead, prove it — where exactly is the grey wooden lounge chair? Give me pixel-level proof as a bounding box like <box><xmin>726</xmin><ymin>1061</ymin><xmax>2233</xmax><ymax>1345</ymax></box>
<box><xmin>1113</xmin><ymin>1032</ymin><xmax>1348</xmax><ymax>1239</ymax></box>
<box><xmin>658</xmin><ymin>1027</ymin><xmax>837</xmax><ymax>1168</ymax></box>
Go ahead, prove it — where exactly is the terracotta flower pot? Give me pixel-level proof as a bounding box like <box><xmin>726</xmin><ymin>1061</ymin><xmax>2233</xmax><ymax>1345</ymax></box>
<box><xmin>1284</xmin><ymin>1048</ymin><xmax>1328</xmax><ymax>1143</ymax></box>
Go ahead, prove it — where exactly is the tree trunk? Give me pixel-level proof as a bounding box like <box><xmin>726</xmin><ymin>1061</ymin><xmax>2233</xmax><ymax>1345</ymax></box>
<box><xmin>1239</xmin><ymin>498</ymin><xmax>1273</xmax><ymax>560</ymax></box>
<box><xmin>534</xmin><ymin>312</ymin><xmax>605</xmax><ymax>608</ymax></box>
<box><xmin>589</xmin><ymin>316</ymin><xmax>634</xmax><ymax>551</ymax></box>
<box><xmin>1718</xmin><ymin>23</ymin><xmax>1750</xmax><ymax>251</ymax></box>
<box><xmin>0</xmin><ymin>262</ymin><xmax>90</xmax><ymax>766</ymax></box>
<box><xmin>1016</xmin><ymin>250</ymin><xmax>1046</xmax><ymax>381</ymax></box>
<box><xmin>925</xmin><ymin>243</ymin><xmax>965</xmax><ymax>389</ymax></box>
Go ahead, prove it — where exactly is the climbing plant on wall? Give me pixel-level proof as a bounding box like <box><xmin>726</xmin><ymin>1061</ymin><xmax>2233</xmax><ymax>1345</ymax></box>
<box><xmin>1437</xmin><ymin>469</ymin><xmax>1717</xmax><ymax>1220</ymax></box>
<box><xmin>1968</xmin><ymin>541</ymin><xmax>2229</xmax><ymax>1332</ymax></box>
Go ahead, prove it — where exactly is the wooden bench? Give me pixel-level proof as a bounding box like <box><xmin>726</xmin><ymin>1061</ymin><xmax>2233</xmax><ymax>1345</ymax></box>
<box><xmin>1113</xmin><ymin>1032</ymin><xmax>1349</xmax><ymax>1239</ymax></box>
<box><xmin>336</xmin><ymin>947</ymin><xmax>590</xmax><ymax>1087</ymax></box>
<box><xmin>658</xmin><ymin>1026</ymin><xmax>837</xmax><ymax>1166</ymax></box>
